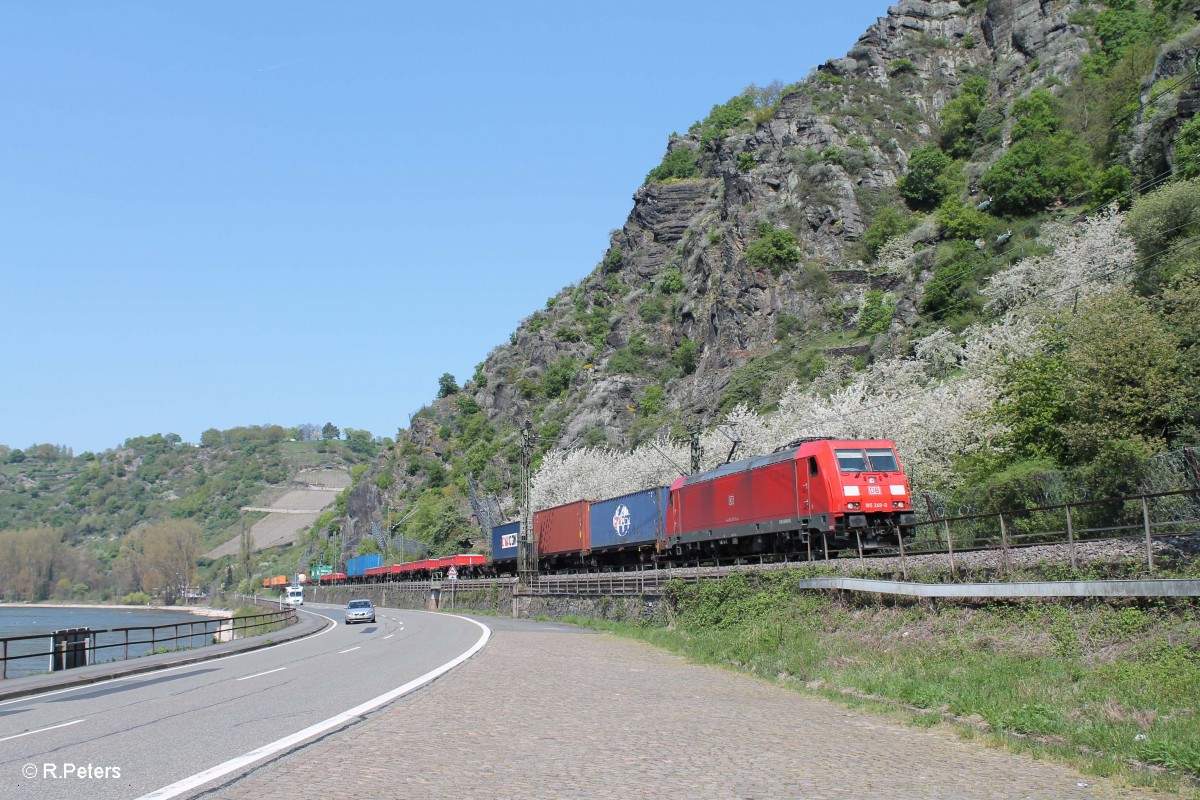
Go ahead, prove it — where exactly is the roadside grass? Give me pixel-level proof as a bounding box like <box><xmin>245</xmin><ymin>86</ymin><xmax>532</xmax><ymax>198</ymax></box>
<box><xmin>232</xmin><ymin>605</ymin><xmax>288</xmax><ymax>638</ymax></box>
<box><xmin>561</xmin><ymin>570</ymin><xmax>1200</xmax><ymax>796</ymax></box>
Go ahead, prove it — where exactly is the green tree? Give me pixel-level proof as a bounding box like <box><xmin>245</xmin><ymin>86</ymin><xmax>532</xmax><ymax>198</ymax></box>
<box><xmin>939</xmin><ymin>75</ymin><xmax>989</xmax><ymax>157</ymax></box>
<box><xmin>437</xmin><ymin>373</ymin><xmax>459</xmax><ymax>398</ymax></box>
<box><xmin>898</xmin><ymin>145</ymin><xmax>952</xmax><ymax>209</ymax></box>
<box><xmin>861</xmin><ymin>205</ymin><xmax>917</xmax><ymax>261</ymax></box>
<box><xmin>1173</xmin><ymin>116</ymin><xmax>1200</xmax><ymax>179</ymax></box>
<box><xmin>321</xmin><ymin>422</ymin><xmax>340</xmax><ymax>440</ymax></box>
<box><xmin>745</xmin><ymin>222</ymin><xmax>800</xmax><ymax>275</ymax></box>
<box><xmin>645</xmin><ymin>147</ymin><xmax>700</xmax><ymax>183</ymax></box>
<box><xmin>980</xmin><ymin>90</ymin><xmax>1091</xmax><ymax>216</ymax></box>
<box><xmin>674</xmin><ymin>338</ymin><xmax>699</xmax><ymax>375</ymax></box>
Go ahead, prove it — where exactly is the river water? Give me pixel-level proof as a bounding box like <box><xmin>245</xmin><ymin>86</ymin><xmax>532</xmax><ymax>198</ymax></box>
<box><xmin>0</xmin><ymin>606</ymin><xmax>215</xmax><ymax>679</ymax></box>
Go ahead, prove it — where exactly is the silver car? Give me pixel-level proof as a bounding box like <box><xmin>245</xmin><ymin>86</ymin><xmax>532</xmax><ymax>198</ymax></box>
<box><xmin>344</xmin><ymin>599</ymin><xmax>375</xmax><ymax>624</ymax></box>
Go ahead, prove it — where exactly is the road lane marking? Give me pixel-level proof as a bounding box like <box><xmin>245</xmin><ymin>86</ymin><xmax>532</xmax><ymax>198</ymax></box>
<box><xmin>0</xmin><ymin>719</ymin><xmax>85</xmax><ymax>743</ymax></box>
<box><xmin>383</xmin><ymin>634</ymin><xmax>394</xmax><ymax>640</ymax></box>
<box><xmin>337</xmin><ymin>646</ymin><xmax>360</xmax><ymax>654</ymax></box>
<box><xmin>135</xmin><ymin>614</ymin><xmax>491</xmax><ymax>800</ymax></box>
<box><xmin>236</xmin><ymin>668</ymin><xmax>287</xmax><ymax>682</ymax></box>
<box><xmin>0</xmin><ymin>608</ymin><xmax>339</xmax><ymax>708</ymax></box>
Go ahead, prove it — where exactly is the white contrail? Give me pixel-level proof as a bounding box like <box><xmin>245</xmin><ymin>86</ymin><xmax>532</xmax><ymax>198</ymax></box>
<box><xmin>257</xmin><ymin>60</ymin><xmax>300</xmax><ymax>72</ymax></box>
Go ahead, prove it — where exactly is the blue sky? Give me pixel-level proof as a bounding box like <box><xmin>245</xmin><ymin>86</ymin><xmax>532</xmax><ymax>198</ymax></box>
<box><xmin>1</xmin><ymin>1</ymin><xmax>889</xmax><ymax>454</ymax></box>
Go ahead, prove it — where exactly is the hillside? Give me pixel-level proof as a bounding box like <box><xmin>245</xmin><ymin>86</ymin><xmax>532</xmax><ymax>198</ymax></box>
<box><xmin>0</xmin><ymin>428</ymin><xmax>373</xmax><ymax>601</ymax></box>
<box><xmin>314</xmin><ymin>0</ymin><xmax>1200</xmax><ymax>566</ymax></box>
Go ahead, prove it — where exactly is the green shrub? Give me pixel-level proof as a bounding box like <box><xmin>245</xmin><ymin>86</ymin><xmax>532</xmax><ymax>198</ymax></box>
<box><xmin>639</xmin><ymin>296</ymin><xmax>667</xmax><ymax>322</ymax></box>
<box><xmin>659</xmin><ymin>267</ymin><xmax>685</xmax><ymax>294</ymax></box>
<box><xmin>555</xmin><ymin>326</ymin><xmax>581</xmax><ymax>342</ymax></box>
<box><xmin>858</xmin><ymin>291</ymin><xmax>897</xmax><ymax>336</ymax></box>
<box><xmin>1172</xmin><ymin>116</ymin><xmax>1200</xmax><ymax>179</ymax></box>
<box><xmin>936</xmin><ymin>197</ymin><xmax>989</xmax><ymax>240</ymax></box>
<box><xmin>738</xmin><ymin>152</ymin><xmax>756</xmax><ymax>171</ymax></box>
<box><xmin>674</xmin><ymin>338</ymin><xmax>698</xmax><ymax>375</ymax></box>
<box><xmin>861</xmin><ymin>205</ymin><xmax>918</xmax><ymax>261</ymax></box>
<box><xmin>1088</xmin><ymin>164</ymin><xmax>1133</xmax><ymax>209</ymax></box>
<box><xmin>602</xmin><ymin>247</ymin><xmax>623</xmax><ymax>273</ymax></box>
<box><xmin>890</xmin><ymin>58</ymin><xmax>917</xmax><ymax>76</ymax></box>
<box><xmin>542</xmin><ymin>358</ymin><xmax>577</xmax><ymax>398</ymax></box>
<box><xmin>746</xmin><ymin>222</ymin><xmax>800</xmax><ymax>275</ymax></box>
<box><xmin>939</xmin><ymin>75</ymin><xmax>988</xmax><ymax>157</ymax></box>
<box><xmin>646</xmin><ymin>147</ymin><xmax>700</xmax><ymax>183</ymax></box>
<box><xmin>899</xmin><ymin>145</ymin><xmax>952</xmax><ymax>209</ymax></box>
<box><xmin>980</xmin><ymin>90</ymin><xmax>1091</xmax><ymax>216</ymax></box>
<box><xmin>122</xmin><ymin>591</ymin><xmax>151</xmax><ymax>605</ymax></box>
<box><xmin>695</xmin><ymin>91</ymin><xmax>756</xmax><ymax>143</ymax></box>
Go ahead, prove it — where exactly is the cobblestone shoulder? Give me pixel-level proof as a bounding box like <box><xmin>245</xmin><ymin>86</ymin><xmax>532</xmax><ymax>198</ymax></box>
<box><xmin>205</xmin><ymin>626</ymin><xmax>1175</xmax><ymax>800</ymax></box>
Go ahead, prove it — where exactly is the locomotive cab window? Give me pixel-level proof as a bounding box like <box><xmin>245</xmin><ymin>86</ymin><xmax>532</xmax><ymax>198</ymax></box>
<box><xmin>835</xmin><ymin>449</ymin><xmax>868</xmax><ymax>472</ymax></box>
<box><xmin>808</xmin><ymin>456</ymin><xmax>818</xmax><ymax>477</ymax></box>
<box><xmin>865</xmin><ymin>449</ymin><xmax>899</xmax><ymax>472</ymax></box>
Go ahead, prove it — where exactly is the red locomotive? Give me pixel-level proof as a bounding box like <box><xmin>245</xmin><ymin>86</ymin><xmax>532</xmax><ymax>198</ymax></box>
<box><xmin>666</xmin><ymin>437</ymin><xmax>916</xmax><ymax>561</ymax></box>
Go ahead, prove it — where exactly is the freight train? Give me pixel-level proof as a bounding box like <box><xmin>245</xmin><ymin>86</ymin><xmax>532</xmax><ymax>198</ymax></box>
<box><xmin>315</xmin><ymin>437</ymin><xmax>916</xmax><ymax>582</ymax></box>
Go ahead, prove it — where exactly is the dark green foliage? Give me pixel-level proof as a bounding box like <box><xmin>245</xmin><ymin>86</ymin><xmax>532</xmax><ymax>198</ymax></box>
<box><xmin>437</xmin><ymin>373</ymin><xmax>459</xmax><ymax>398</ymax></box>
<box><xmin>898</xmin><ymin>145</ymin><xmax>953</xmax><ymax>209</ymax></box>
<box><xmin>980</xmin><ymin>91</ymin><xmax>1091</xmax><ymax>216</ymax></box>
<box><xmin>920</xmin><ymin>240</ymin><xmax>987</xmax><ymax>318</ymax></box>
<box><xmin>639</xmin><ymin>295</ymin><xmax>667</xmax><ymax>322</ymax></box>
<box><xmin>695</xmin><ymin>92</ymin><xmax>756</xmax><ymax>144</ymax></box>
<box><xmin>745</xmin><ymin>222</ymin><xmax>800</xmax><ymax>275</ymax></box>
<box><xmin>645</xmin><ymin>147</ymin><xmax>700</xmax><ymax>184</ymax></box>
<box><xmin>936</xmin><ymin>197</ymin><xmax>989</xmax><ymax>240</ymax></box>
<box><xmin>555</xmin><ymin>326</ymin><xmax>581</xmax><ymax>342</ymax></box>
<box><xmin>1172</xmin><ymin>116</ymin><xmax>1200</xmax><ymax>179</ymax></box>
<box><xmin>861</xmin><ymin>205</ymin><xmax>918</xmax><ymax>261</ymax></box>
<box><xmin>602</xmin><ymin>247</ymin><xmax>624</xmax><ymax>273</ymax></box>
<box><xmin>737</xmin><ymin>152</ymin><xmax>756</xmax><ymax>171</ymax></box>
<box><xmin>673</xmin><ymin>338</ymin><xmax>698</xmax><ymax>375</ymax></box>
<box><xmin>659</xmin><ymin>267</ymin><xmax>685</xmax><ymax>294</ymax></box>
<box><xmin>607</xmin><ymin>347</ymin><xmax>645</xmax><ymax>375</ymax></box>
<box><xmin>858</xmin><ymin>291</ymin><xmax>897</xmax><ymax>336</ymax></box>
<box><xmin>939</xmin><ymin>75</ymin><xmax>989</xmax><ymax>157</ymax></box>
<box><xmin>1089</xmin><ymin>164</ymin><xmax>1134</xmax><ymax>209</ymax></box>
<box><xmin>890</xmin><ymin>58</ymin><xmax>917</xmax><ymax>76</ymax></box>
<box><xmin>541</xmin><ymin>358</ymin><xmax>577</xmax><ymax>399</ymax></box>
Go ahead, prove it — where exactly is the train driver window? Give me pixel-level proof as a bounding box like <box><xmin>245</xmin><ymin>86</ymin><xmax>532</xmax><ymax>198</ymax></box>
<box><xmin>866</xmin><ymin>449</ymin><xmax>899</xmax><ymax>472</ymax></box>
<box><xmin>835</xmin><ymin>449</ymin><xmax>868</xmax><ymax>472</ymax></box>
<box><xmin>808</xmin><ymin>456</ymin><xmax>818</xmax><ymax>477</ymax></box>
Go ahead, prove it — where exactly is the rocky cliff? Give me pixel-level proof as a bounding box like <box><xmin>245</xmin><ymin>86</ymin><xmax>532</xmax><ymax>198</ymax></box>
<box><xmin>338</xmin><ymin>0</ymin><xmax>1200</xmax><ymax>549</ymax></box>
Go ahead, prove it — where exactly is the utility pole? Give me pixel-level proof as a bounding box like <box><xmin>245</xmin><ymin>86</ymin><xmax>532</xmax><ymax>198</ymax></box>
<box><xmin>690</xmin><ymin>428</ymin><xmax>702</xmax><ymax>474</ymax></box>
<box><xmin>517</xmin><ymin>421</ymin><xmax>537</xmax><ymax>587</ymax></box>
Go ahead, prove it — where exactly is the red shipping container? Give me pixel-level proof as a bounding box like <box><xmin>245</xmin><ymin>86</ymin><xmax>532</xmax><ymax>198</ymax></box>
<box><xmin>534</xmin><ymin>500</ymin><xmax>591</xmax><ymax>555</ymax></box>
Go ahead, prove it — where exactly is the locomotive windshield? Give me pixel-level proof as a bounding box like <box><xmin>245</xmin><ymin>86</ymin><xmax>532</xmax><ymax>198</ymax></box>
<box><xmin>865</xmin><ymin>448</ymin><xmax>899</xmax><ymax>472</ymax></box>
<box><xmin>835</xmin><ymin>449</ymin><xmax>868</xmax><ymax>472</ymax></box>
<box><xmin>836</xmin><ymin>448</ymin><xmax>900</xmax><ymax>472</ymax></box>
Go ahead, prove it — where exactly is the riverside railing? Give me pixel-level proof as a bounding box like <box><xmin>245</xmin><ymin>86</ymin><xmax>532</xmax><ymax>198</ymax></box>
<box><xmin>0</xmin><ymin>606</ymin><xmax>297</xmax><ymax>680</ymax></box>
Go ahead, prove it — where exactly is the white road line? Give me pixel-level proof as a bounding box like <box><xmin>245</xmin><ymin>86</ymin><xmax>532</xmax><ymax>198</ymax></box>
<box><xmin>0</xmin><ymin>609</ymin><xmax>339</xmax><ymax>708</ymax></box>
<box><xmin>337</xmin><ymin>646</ymin><xmax>360</xmax><ymax>654</ymax></box>
<box><xmin>0</xmin><ymin>718</ymin><xmax>85</xmax><ymax>743</ymax></box>
<box><xmin>135</xmin><ymin>614</ymin><xmax>491</xmax><ymax>800</ymax></box>
<box><xmin>235</xmin><ymin>667</ymin><xmax>287</xmax><ymax>682</ymax></box>
<box><xmin>383</xmin><ymin>634</ymin><xmax>394</xmax><ymax>640</ymax></box>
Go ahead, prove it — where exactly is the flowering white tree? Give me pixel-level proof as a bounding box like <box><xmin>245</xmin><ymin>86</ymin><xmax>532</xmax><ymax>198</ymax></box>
<box><xmin>530</xmin><ymin>208</ymin><xmax>1137</xmax><ymax>506</ymax></box>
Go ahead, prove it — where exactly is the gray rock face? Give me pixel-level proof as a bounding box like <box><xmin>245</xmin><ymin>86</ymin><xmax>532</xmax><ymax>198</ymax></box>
<box><xmin>367</xmin><ymin>0</ymin><xmax>1187</xmax><ymax>532</ymax></box>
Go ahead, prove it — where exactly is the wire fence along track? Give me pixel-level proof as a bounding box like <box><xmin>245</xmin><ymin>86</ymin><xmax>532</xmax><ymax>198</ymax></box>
<box><xmin>0</xmin><ymin>607</ymin><xmax>297</xmax><ymax>680</ymax></box>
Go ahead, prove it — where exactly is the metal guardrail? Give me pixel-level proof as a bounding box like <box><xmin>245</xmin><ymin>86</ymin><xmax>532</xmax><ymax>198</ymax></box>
<box><xmin>896</xmin><ymin>488</ymin><xmax>1200</xmax><ymax>579</ymax></box>
<box><xmin>796</xmin><ymin>577</ymin><xmax>1200</xmax><ymax>598</ymax></box>
<box><xmin>0</xmin><ymin>606</ymin><xmax>297</xmax><ymax>680</ymax></box>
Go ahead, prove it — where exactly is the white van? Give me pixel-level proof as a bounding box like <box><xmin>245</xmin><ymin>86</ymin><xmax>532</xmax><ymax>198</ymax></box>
<box><xmin>284</xmin><ymin>585</ymin><xmax>304</xmax><ymax>606</ymax></box>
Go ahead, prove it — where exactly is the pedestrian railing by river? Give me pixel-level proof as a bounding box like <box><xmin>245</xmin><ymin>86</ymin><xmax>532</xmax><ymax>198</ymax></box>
<box><xmin>0</xmin><ymin>607</ymin><xmax>297</xmax><ymax>679</ymax></box>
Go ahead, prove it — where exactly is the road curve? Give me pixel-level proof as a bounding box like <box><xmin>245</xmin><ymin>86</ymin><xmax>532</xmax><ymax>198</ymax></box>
<box><xmin>0</xmin><ymin>604</ymin><xmax>489</xmax><ymax>800</ymax></box>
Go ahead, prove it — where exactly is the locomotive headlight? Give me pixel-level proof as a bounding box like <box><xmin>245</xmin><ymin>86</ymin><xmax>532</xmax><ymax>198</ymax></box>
<box><xmin>893</xmin><ymin>501</ymin><xmax>906</xmax><ymax>508</ymax></box>
<box><xmin>847</xmin><ymin>502</ymin><xmax>860</xmax><ymax>509</ymax></box>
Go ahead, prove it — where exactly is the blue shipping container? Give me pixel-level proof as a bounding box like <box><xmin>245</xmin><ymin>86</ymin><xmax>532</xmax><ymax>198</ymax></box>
<box><xmin>491</xmin><ymin>521</ymin><xmax>521</xmax><ymax>563</ymax></box>
<box><xmin>346</xmin><ymin>553</ymin><xmax>383</xmax><ymax>577</ymax></box>
<box><xmin>589</xmin><ymin>487</ymin><xmax>666</xmax><ymax>551</ymax></box>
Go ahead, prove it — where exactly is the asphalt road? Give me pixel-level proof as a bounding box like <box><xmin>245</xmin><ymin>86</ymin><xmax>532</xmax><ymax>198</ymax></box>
<box><xmin>0</xmin><ymin>603</ymin><xmax>489</xmax><ymax>800</ymax></box>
